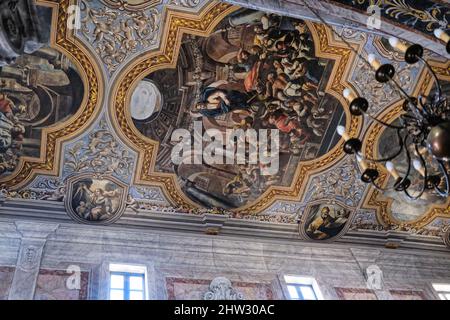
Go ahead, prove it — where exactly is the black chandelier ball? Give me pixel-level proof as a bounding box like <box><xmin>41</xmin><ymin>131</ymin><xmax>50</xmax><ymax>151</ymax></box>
<box><xmin>427</xmin><ymin>122</ymin><xmax>450</xmax><ymax>161</ymax></box>
<box><xmin>375</xmin><ymin>64</ymin><xmax>395</xmax><ymax>83</ymax></box>
<box><xmin>405</xmin><ymin>44</ymin><xmax>424</xmax><ymax>64</ymax></box>
<box><xmin>349</xmin><ymin>98</ymin><xmax>369</xmax><ymax>116</ymax></box>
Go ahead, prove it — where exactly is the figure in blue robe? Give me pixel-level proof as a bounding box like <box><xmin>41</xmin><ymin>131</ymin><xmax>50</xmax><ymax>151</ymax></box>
<box><xmin>195</xmin><ymin>87</ymin><xmax>251</xmax><ymax>118</ymax></box>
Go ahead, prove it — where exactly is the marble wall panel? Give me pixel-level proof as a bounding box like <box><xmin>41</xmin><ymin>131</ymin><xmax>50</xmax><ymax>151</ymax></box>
<box><xmin>389</xmin><ymin>290</ymin><xmax>427</xmax><ymax>300</ymax></box>
<box><xmin>165</xmin><ymin>277</ymin><xmax>275</xmax><ymax>300</ymax></box>
<box><xmin>335</xmin><ymin>287</ymin><xmax>377</xmax><ymax>300</ymax></box>
<box><xmin>33</xmin><ymin>269</ymin><xmax>89</xmax><ymax>300</ymax></box>
<box><xmin>0</xmin><ymin>267</ymin><xmax>14</xmax><ymax>300</ymax></box>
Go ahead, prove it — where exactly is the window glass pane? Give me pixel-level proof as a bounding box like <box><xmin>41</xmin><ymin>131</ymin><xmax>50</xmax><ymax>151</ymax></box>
<box><xmin>129</xmin><ymin>291</ymin><xmax>144</xmax><ymax>300</ymax></box>
<box><xmin>300</xmin><ymin>285</ymin><xmax>316</xmax><ymax>300</ymax></box>
<box><xmin>110</xmin><ymin>274</ymin><xmax>124</xmax><ymax>289</ymax></box>
<box><xmin>432</xmin><ymin>284</ymin><xmax>450</xmax><ymax>292</ymax></box>
<box><xmin>110</xmin><ymin>289</ymin><xmax>124</xmax><ymax>300</ymax></box>
<box><xmin>129</xmin><ymin>276</ymin><xmax>144</xmax><ymax>290</ymax></box>
<box><xmin>287</xmin><ymin>285</ymin><xmax>299</xmax><ymax>299</ymax></box>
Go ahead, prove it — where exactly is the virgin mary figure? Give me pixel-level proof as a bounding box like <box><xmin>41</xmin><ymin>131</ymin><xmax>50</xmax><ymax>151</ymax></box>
<box><xmin>192</xmin><ymin>80</ymin><xmax>252</xmax><ymax>118</ymax></box>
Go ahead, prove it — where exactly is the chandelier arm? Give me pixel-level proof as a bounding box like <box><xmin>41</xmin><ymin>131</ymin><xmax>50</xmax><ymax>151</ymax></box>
<box><xmin>385</xmin><ymin>76</ymin><xmax>417</xmax><ymax>105</ymax></box>
<box><xmin>369</xmin><ymin>180</ymin><xmax>396</xmax><ymax>192</ymax></box>
<box><xmin>402</xmin><ymin>117</ymin><xmax>424</xmax><ymax>132</ymax></box>
<box><xmin>411</xmin><ymin>99</ymin><xmax>429</xmax><ymax>118</ymax></box>
<box><xmin>402</xmin><ymin>134</ymin><xmax>413</xmax><ymax>183</ymax></box>
<box><xmin>418</xmin><ymin>95</ymin><xmax>437</xmax><ymax>119</ymax></box>
<box><xmin>401</xmin><ymin>165</ymin><xmax>427</xmax><ymax>200</ymax></box>
<box><xmin>364</xmin><ymin>113</ymin><xmax>405</xmax><ymax>130</ymax></box>
<box><xmin>401</xmin><ymin>113</ymin><xmax>419</xmax><ymax>120</ymax></box>
<box><xmin>364</xmin><ymin>128</ymin><xmax>404</xmax><ymax>162</ymax></box>
<box><xmin>390</xmin><ymin>133</ymin><xmax>415</xmax><ymax>196</ymax></box>
<box><xmin>366</xmin><ymin>134</ymin><xmax>412</xmax><ymax>193</ymax></box>
<box><xmin>418</xmin><ymin>56</ymin><xmax>443</xmax><ymax>99</ymax></box>
<box><xmin>403</xmin><ymin>145</ymin><xmax>428</xmax><ymax>200</ymax></box>
<box><xmin>403</xmin><ymin>186</ymin><xmax>426</xmax><ymax>200</ymax></box>
<box><xmin>433</xmin><ymin>160</ymin><xmax>450</xmax><ymax>196</ymax></box>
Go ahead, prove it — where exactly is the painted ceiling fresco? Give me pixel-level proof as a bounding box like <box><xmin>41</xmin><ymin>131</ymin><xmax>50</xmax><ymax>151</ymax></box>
<box><xmin>0</xmin><ymin>43</ymin><xmax>84</xmax><ymax>177</ymax></box>
<box><xmin>0</xmin><ymin>0</ymin><xmax>449</xmax><ymax>247</ymax></box>
<box><xmin>133</xmin><ymin>9</ymin><xmax>346</xmax><ymax>209</ymax></box>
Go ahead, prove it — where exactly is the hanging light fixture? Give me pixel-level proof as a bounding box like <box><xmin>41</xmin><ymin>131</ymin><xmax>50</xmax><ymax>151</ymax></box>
<box><xmin>337</xmin><ymin>31</ymin><xmax>450</xmax><ymax>199</ymax></box>
<box><xmin>297</xmin><ymin>0</ymin><xmax>450</xmax><ymax>200</ymax></box>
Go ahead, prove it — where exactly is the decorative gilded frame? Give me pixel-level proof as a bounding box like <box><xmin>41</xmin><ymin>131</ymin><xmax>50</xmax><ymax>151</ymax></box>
<box><xmin>100</xmin><ymin>0</ymin><xmax>162</xmax><ymax>11</ymax></box>
<box><xmin>110</xmin><ymin>1</ymin><xmax>365</xmax><ymax>215</ymax></box>
<box><xmin>64</xmin><ymin>173</ymin><xmax>129</xmax><ymax>225</ymax></box>
<box><xmin>298</xmin><ymin>199</ymin><xmax>355</xmax><ymax>242</ymax></box>
<box><xmin>360</xmin><ymin>59</ymin><xmax>450</xmax><ymax>229</ymax></box>
<box><xmin>0</xmin><ymin>0</ymin><xmax>103</xmax><ymax>190</ymax></box>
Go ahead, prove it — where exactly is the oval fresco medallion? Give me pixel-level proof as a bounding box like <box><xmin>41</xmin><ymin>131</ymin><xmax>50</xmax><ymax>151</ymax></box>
<box><xmin>302</xmin><ymin>202</ymin><xmax>352</xmax><ymax>241</ymax></box>
<box><xmin>65</xmin><ymin>174</ymin><xmax>128</xmax><ymax>225</ymax></box>
<box><xmin>378</xmin><ymin>120</ymin><xmax>447</xmax><ymax>223</ymax></box>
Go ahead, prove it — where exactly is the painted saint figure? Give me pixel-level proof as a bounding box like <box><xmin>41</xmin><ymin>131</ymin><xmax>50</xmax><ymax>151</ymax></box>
<box><xmin>72</xmin><ymin>179</ymin><xmax>122</xmax><ymax>221</ymax></box>
<box><xmin>192</xmin><ymin>81</ymin><xmax>252</xmax><ymax>118</ymax></box>
<box><xmin>306</xmin><ymin>205</ymin><xmax>350</xmax><ymax>240</ymax></box>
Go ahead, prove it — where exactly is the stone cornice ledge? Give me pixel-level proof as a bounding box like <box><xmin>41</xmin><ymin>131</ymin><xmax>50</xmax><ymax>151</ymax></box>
<box><xmin>0</xmin><ymin>198</ymin><xmax>448</xmax><ymax>253</ymax></box>
<box><xmin>14</xmin><ymin>221</ymin><xmax>59</xmax><ymax>239</ymax></box>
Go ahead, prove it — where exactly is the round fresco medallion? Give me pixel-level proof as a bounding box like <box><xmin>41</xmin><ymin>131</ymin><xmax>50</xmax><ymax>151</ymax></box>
<box><xmin>130</xmin><ymin>80</ymin><xmax>162</xmax><ymax>121</ymax></box>
<box><xmin>302</xmin><ymin>202</ymin><xmax>352</xmax><ymax>241</ymax></box>
<box><xmin>130</xmin><ymin>9</ymin><xmax>347</xmax><ymax>210</ymax></box>
<box><xmin>378</xmin><ymin>123</ymin><xmax>447</xmax><ymax>223</ymax></box>
<box><xmin>65</xmin><ymin>174</ymin><xmax>128</xmax><ymax>225</ymax></box>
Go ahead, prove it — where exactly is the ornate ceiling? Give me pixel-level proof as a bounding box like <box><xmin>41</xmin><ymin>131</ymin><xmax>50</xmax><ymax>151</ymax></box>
<box><xmin>0</xmin><ymin>0</ymin><xmax>449</xmax><ymax>249</ymax></box>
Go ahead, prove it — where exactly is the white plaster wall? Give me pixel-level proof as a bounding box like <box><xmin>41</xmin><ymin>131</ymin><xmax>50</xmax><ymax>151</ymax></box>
<box><xmin>0</xmin><ymin>219</ymin><xmax>449</xmax><ymax>300</ymax></box>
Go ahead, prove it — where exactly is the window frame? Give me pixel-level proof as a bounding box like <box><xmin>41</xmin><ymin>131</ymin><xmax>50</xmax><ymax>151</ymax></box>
<box><xmin>432</xmin><ymin>283</ymin><xmax>450</xmax><ymax>300</ymax></box>
<box><xmin>108</xmin><ymin>263</ymin><xmax>148</xmax><ymax>301</ymax></box>
<box><xmin>282</xmin><ymin>275</ymin><xmax>324</xmax><ymax>300</ymax></box>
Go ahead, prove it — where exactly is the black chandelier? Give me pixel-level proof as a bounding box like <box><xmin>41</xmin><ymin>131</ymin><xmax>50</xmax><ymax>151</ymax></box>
<box><xmin>337</xmin><ymin>29</ymin><xmax>450</xmax><ymax>200</ymax></box>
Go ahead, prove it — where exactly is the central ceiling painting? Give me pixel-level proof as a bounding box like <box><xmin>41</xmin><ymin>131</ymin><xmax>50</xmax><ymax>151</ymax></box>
<box><xmin>130</xmin><ymin>9</ymin><xmax>346</xmax><ymax>209</ymax></box>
